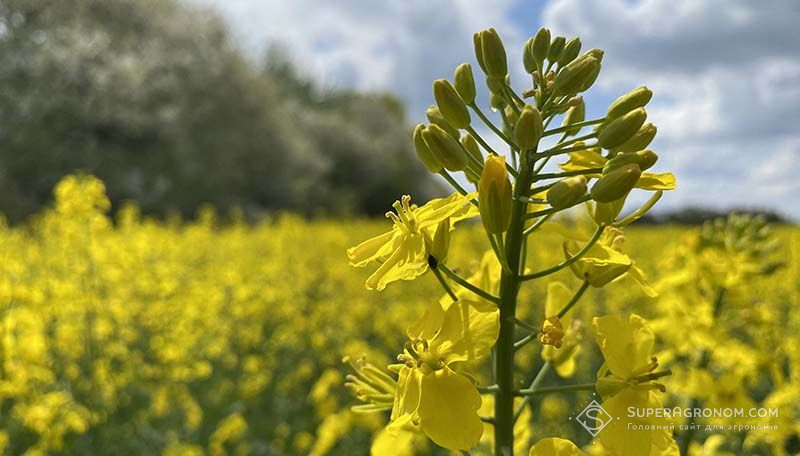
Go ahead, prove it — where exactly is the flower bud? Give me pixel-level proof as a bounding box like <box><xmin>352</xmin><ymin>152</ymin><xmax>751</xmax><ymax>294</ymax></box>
<box><xmin>585</xmin><ymin>48</ymin><xmax>605</xmax><ymax>63</ymax></box>
<box><xmin>612</xmin><ymin>123</ymin><xmax>657</xmax><ymax>154</ymax></box>
<box><xmin>485</xmin><ymin>75</ymin><xmax>505</xmax><ymax>95</ymax></box>
<box><xmin>460</xmin><ymin>133</ymin><xmax>483</xmax><ymax>183</ymax></box>
<box><xmin>523</xmin><ymin>37</ymin><xmax>537</xmax><ymax>74</ymax></box>
<box><xmin>433</xmin><ymin>79</ymin><xmax>471</xmax><ymax>129</ymax></box>
<box><xmin>461</xmin><ymin>133</ymin><xmax>482</xmax><ymax>163</ymax></box>
<box><xmin>429</xmin><ymin>219</ymin><xmax>451</xmax><ymax>263</ymax></box>
<box><xmin>515</xmin><ymin>105</ymin><xmax>544</xmax><ymax>150</ymax></box>
<box><xmin>421</xmin><ymin>124</ymin><xmax>468</xmax><ymax>171</ymax></box>
<box><xmin>590</xmin><ymin>164</ymin><xmax>642</xmax><ymax>203</ymax></box>
<box><xmin>490</xmin><ymin>92</ymin><xmax>506</xmax><ymax>110</ymax></box>
<box><xmin>552</xmin><ymin>55</ymin><xmax>598</xmax><ymax>97</ymax></box>
<box><xmin>478</xmin><ymin>155</ymin><xmax>512</xmax><ymax>234</ymax></box>
<box><xmin>592</xmin><ymin>198</ymin><xmax>626</xmax><ymax>226</ymax></box>
<box><xmin>426</xmin><ymin>105</ymin><xmax>460</xmax><ymax>139</ymax></box>
<box><xmin>547</xmin><ymin>176</ymin><xmax>588</xmax><ymax>210</ymax></box>
<box><xmin>478</xmin><ymin>28</ymin><xmax>507</xmax><ymax>78</ymax></box>
<box><xmin>604</xmin><ymin>150</ymin><xmax>658</xmax><ymax>173</ymax></box>
<box><xmin>606</xmin><ymin>86</ymin><xmax>653</xmax><ymax>120</ymax></box>
<box><xmin>559</xmin><ymin>37</ymin><xmax>581</xmax><ymax>66</ymax></box>
<box><xmin>453</xmin><ymin>63</ymin><xmax>476</xmax><ymax>105</ymax></box>
<box><xmin>597</xmin><ymin>108</ymin><xmax>647</xmax><ymax>150</ymax></box>
<box><xmin>413</xmin><ymin>123</ymin><xmax>443</xmax><ymax>173</ymax></box>
<box><xmin>548</xmin><ymin>36</ymin><xmax>566</xmax><ymax>62</ymax></box>
<box><xmin>561</xmin><ymin>100</ymin><xmax>585</xmax><ymax>137</ymax></box>
<box><xmin>473</xmin><ymin>32</ymin><xmax>487</xmax><ymax>73</ymax></box>
<box><xmin>530</xmin><ymin>27</ymin><xmax>551</xmax><ymax>71</ymax></box>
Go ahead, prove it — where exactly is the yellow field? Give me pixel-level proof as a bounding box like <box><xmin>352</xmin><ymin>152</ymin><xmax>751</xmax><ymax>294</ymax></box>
<box><xmin>0</xmin><ymin>175</ymin><xmax>797</xmax><ymax>455</ymax></box>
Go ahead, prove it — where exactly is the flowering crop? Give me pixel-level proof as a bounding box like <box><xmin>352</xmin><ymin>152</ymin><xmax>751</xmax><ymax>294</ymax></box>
<box><xmin>0</xmin><ymin>174</ymin><xmax>795</xmax><ymax>455</ymax></box>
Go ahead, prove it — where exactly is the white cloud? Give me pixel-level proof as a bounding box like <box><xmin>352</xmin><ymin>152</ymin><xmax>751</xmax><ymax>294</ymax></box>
<box><xmin>543</xmin><ymin>0</ymin><xmax>800</xmax><ymax>219</ymax></box>
<box><xmin>185</xmin><ymin>0</ymin><xmax>524</xmax><ymax>117</ymax></box>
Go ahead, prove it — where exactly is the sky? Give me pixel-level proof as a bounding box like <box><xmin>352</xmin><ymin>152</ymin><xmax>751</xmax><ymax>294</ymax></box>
<box><xmin>187</xmin><ymin>0</ymin><xmax>800</xmax><ymax>220</ymax></box>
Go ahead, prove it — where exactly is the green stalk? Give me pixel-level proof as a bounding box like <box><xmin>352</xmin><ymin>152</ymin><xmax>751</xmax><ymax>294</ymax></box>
<box><xmin>493</xmin><ymin>146</ymin><xmax>534</xmax><ymax>456</ymax></box>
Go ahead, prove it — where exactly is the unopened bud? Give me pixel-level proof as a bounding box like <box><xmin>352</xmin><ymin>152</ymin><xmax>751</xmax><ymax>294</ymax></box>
<box><xmin>473</xmin><ymin>32</ymin><xmax>487</xmax><ymax>73</ymax></box>
<box><xmin>567</xmin><ymin>95</ymin><xmax>583</xmax><ymax>107</ymax></box>
<box><xmin>552</xmin><ymin>55</ymin><xmax>598</xmax><ymax>97</ymax></box>
<box><xmin>460</xmin><ymin>133</ymin><xmax>483</xmax><ymax>183</ymax></box>
<box><xmin>453</xmin><ymin>63</ymin><xmax>477</xmax><ymax>105</ymax></box>
<box><xmin>433</xmin><ymin>79</ymin><xmax>471</xmax><ymax>129</ymax></box>
<box><xmin>561</xmin><ymin>101</ymin><xmax>585</xmax><ymax>137</ymax></box>
<box><xmin>585</xmin><ymin>48</ymin><xmax>605</xmax><ymax>63</ymax></box>
<box><xmin>597</xmin><ymin>108</ymin><xmax>647</xmax><ymax>150</ymax></box>
<box><xmin>612</xmin><ymin>123</ymin><xmax>657</xmax><ymax>154</ymax></box>
<box><xmin>429</xmin><ymin>219</ymin><xmax>451</xmax><ymax>263</ymax></box>
<box><xmin>591</xmin><ymin>163</ymin><xmax>642</xmax><ymax>203</ymax></box>
<box><xmin>559</xmin><ymin>37</ymin><xmax>582</xmax><ymax>66</ymax></box>
<box><xmin>530</xmin><ymin>27</ymin><xmax>551</xmax><ymax>71</ymax></box>
<box><xmin>478</xmin><ymin>155</ymin><xmax>512</xmax><ymax>234</ymax></box>
<box><xmin>422</xmin><ymin>124</ymin><xmax>468</xmax><ymax>171</ymax></box>
<box><xmin>592</xmin><ymin>198</ymin><xmax>626</xmax><ymax>226</ymax></box>
<box><xmin>485</xmin><ymin>75</ymin><xmax>505</xmax><ymax>95</ymax></box>
<box><xmin>478</xmin><ymin>28</ymin><xmax>508</xmax><ymax>78</ymax></box>
<box><xmin>547</xmin><ymin>176</ymin><xmax>588</xmax><ymax>210</ymax></box>
<box><xmin>426</xmin><ymin>105</ymin><xmax>460</xmax><ymax>139</ymax></box>
<box><xmin>607</xmin><ymin>86</ymin><xmax>653</xmax><ymax>120</ymax></box>
<box><xmin>548</xmin><ymin>36</ymin><xmax>566</xmax><ymax>62</ymax></box>
<box><xmin>604</xmin><ymin>150</ymin><xmax>658</xmax><ymax>173</ymax></box>
<box><xmin>523</xmin><ymin>38</ymin><xmax>537</xmax><ymax>74</ymax></box>
<box><xmin>413</xmin><ymin>123</ymin><xmax>442</xmax><ymax>173</ymax></box>
<box><xmin>515</xmin><ymin>105</ymin><xmax>544</xmax><ymax>150</ymax></box>
<box><xmin>490</xmin><ymin>92</ymin><xmax>506</xmax><ymax>110</ymax></box>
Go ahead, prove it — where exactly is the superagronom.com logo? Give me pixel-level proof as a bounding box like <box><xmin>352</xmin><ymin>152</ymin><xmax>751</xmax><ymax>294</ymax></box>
<box><xmin>571</xmin><ymin>393</ymin><xmax>618</xmax><ymax>442</ymax></box>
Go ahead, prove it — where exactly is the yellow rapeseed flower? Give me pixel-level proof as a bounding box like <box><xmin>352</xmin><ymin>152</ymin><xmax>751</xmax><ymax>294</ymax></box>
<box><xmin>389</xmin><ymin>300</ymin><xmax>499</xmax><ymax>451</ymax></box>
<box><xmin>347</xmin><ymin>193</ymin><xmax>478</xmax><ymax>291</ymax></box>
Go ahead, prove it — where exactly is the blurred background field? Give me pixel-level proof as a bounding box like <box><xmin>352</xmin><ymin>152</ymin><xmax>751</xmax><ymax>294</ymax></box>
<box><xmin>0</xmin><ymin>175</ymin><xmax>796</xmax><ymax>454</ymax></box>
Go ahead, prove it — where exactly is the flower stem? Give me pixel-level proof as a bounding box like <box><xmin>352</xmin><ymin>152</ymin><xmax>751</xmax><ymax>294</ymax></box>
<box><xmin>438</xmin><ymin>263</ymin><xmax>501</xmax><ymax>304</ymax></box>
<box><xmin>515</xmin><ymin>383</ymin><xmax>595</xmax><ymax>396</ymax></box>
<box><xmin>520</xmin><ymin>226</ymin><xmax>604</xmax><ymax>280</ymax></box>
<box><xmin>431</xmin><ymin>265</ymin><xmax>458</xmax><ymax>301</ymax></box>
<box><xmin>556</xmin><ymin>281</ymin><xmax>590</xmax><ymax>319</ymax></box>
<box><xmin>493</xmin><ymin>146</ymin><xmax>535</xmax><ymax>455</ymax></box>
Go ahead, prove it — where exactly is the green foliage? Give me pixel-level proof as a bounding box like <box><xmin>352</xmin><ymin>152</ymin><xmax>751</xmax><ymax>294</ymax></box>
<box><xmin>0</xmin><ymin>0</ymin><xmax>435</xmax><ymax>222</ymax></box>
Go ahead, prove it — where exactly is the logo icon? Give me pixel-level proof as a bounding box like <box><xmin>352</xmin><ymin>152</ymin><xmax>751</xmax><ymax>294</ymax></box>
<box><xmin>574</xmin><ymin>399</ymin><xmax>614</xmax><ymax>436</ymax></box>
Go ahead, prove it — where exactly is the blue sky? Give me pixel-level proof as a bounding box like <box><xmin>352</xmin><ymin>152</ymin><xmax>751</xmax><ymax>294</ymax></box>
<box><xmin>188</xmin><ymin>0</ymin><xmax>800</xmax><ymax>219</ymax></box>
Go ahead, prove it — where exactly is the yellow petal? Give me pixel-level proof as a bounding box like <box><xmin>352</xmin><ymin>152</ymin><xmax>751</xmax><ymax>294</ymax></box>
<box><xmin>417</xmin><ymin>367</ymin><xmax>483</xmax><ymax>451</ymax></box>
<box><xmin>391</xmin><ymin>367</ymin><xmax>422</xmax><ymax>422</ymax></box>
<box><xmin>346</xmin><ymin>229</ymin><xmax>398</xmax><ymax>266</ymax></box>
<box><xmin>636</xmin><ymin>172</ymin><xmax>676</xmax><ymax>190</ymax></box>
<box><xmin>570</xmin><ymin>243</ymin><xmax>633</xmax><ymax>287</ymax></box>
<box><xmin>414</xmin><ymin>192</ymin><xmax>478</xmax><ymax>230</ymax></box>
<box><xmin>558</xmin><ymin>148</ymin><xmax>606</xmax><ymax>174</ymax></box>
<box><xmin>599</xmin><ymin>390</ymin><xmax>678</xmax><ymax>456</ymax></box>
<box><xmin>370</xmin><ymin>424</ymin><xmax>416</xmax><ymax>456</ymax></box>
<box><xmin>433</xmin><ymin>300</ymin><xmax>499</xmax><ymax>364</ymax></box>
<box><xmin>407</xmin><ymin>301</ymin><xmax>445</xmax><ymax>341</ymax></box>
<box><xmin>365</xmin><ymin>233</ymin><xmax>429</xmax><ymax>291</ymax></box>
<box><xmin>529</xmin><ymin>437</ymin><xmax>587</xmax><ymax>456</ymax></box>
<box><xmin>593</xmin><ymin>314</ymin><xmax>654</xmax><ymax>379</ymax></box>
<box><xmin>627</xmin><ymin>264</ymin><xmax>658</xmax><ymax>298</ymax></box>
